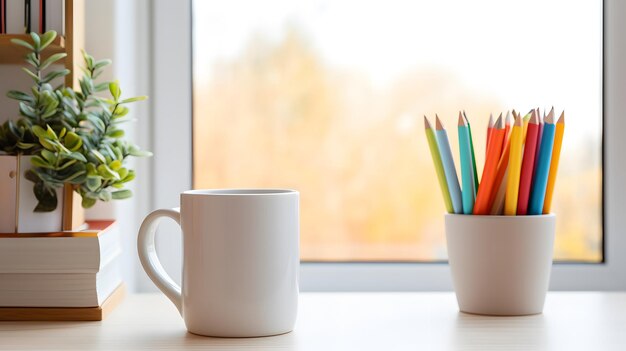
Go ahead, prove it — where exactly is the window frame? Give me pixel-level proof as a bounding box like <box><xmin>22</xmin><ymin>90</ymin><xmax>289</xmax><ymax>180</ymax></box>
<box><xmin>150</xmin><ymin>0</ymin><xmax>626</xmax><ymax>291</ymax></box>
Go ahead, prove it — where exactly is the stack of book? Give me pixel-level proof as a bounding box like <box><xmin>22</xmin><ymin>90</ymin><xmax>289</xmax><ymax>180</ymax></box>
<box><xmin>0</xmin><ymin>220</ymin><xmax>125</xmax><ymax>321</ymax></box>
<box><xmin>1</xmin><ymin>0</ymin><xmax>64</xmax><ymax>34</ymax></box>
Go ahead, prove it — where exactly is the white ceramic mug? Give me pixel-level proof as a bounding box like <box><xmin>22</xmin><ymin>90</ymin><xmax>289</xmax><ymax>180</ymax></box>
<box><xmin>137</xmin><ymin>189</ymin><xmax>299</xmax><ymax>337</ymax></box>
<box><xmin>445</xmin><ymin>214</ymin><xmax>556</xmax><ymax>316</ymax></box>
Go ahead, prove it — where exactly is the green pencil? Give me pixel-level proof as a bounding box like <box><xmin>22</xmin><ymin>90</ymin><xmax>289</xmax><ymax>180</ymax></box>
<box><xmin>463</xmin><ymin>111</ymin><xmax>479</xmax><ymax>191</ymax></box>
<box><xmin>424</xmin><ymin>116</ymin><xmax>453</xmax><ymax>213</ymax></box>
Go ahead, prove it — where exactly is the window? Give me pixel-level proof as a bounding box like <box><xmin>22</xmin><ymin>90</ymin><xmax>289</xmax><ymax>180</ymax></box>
<box><xmin>191</xmin><ymin>0</ymin><xmax>603</xmax><ymax>262</ymax></box>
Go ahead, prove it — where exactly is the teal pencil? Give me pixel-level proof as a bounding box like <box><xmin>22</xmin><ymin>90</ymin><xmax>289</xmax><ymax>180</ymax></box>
<box><xmin>458</xmin><ymin>113</ymin><xmax>476</xmax><ymax>214</ymax></box>
<box><xmin>435</xmin><ymin>115</ymin><xmax>463</xmax><ymax>214</ymax></box>
<box><xmin>528</xmin><ymin>110</ymin><xmax>556</xmax><ymax>215</ymax></box>
<box><xmin>463</xmin><ymin>111</ymin><xmax>479</xmax><ymax>191</ymax></box>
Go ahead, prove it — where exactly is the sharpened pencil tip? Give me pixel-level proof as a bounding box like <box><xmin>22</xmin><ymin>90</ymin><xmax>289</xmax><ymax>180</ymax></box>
<box><xmin>495</xmin><ymin>115</ymin><xmax>504</xmax><ymax>129</ymax></box>
<box><xmin>435</xmin><ymin>116</ymin><xmax>444</xmax><ymax>130</ymax></box>
<box><xmin>424</xmin><ymin>116</ymin><xmax>432</xmax><ymax>129</ymax></box>
<box><xmin>505</xmin><ymin>111</ymin><xmax>512</xmax><ymax>125</ymax></box>
<box><xmin>530</xmin><ymin>111</ymin><xmax>539</xmax><ymax>124</ymax></box>
<box><xmin>514</xmin><ymin>114</ymin><xmax>523</xmax><ymax>126</ymax></box>
<box><xmin>458</xmin><ymin>114</ymin><xmax>466</xmax><ymax>126</ymax></box>
<box><xmin>545</xmin><ymin>110</ymin><xmax>555</xmax><ymax>124</ymax></box>
<box><xmin>558</xmin><ymin>111</ymin><xmax>565</xmax><ymax>124</ymax></box>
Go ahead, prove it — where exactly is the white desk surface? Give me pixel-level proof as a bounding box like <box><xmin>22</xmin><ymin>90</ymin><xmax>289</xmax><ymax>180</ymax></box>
<box><xmin>1</xmin><ymin>292</ymin><xmax>625</xmax><ymax>350</ymax></box>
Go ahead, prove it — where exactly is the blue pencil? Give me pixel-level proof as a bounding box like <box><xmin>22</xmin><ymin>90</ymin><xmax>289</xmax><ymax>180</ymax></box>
<box><xmin>528</xmin><ymin>110</ymin><xmax>556</xmax><ymax>215</ymax></box>
<box><xmin>435</xmin><ymin>115</ymin><xmax>463</xmax><ymax>214</ymax></box>
<box><xmin>457</xmin><ymin>113</ymin><xmax>476</xmax><ymax>214</ymax></box>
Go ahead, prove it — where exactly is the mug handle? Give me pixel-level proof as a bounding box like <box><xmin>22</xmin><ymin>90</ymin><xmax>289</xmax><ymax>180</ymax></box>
<box><xmin>137</xmin><ymin>208</ymin><xmax>183</xmax><ymax>314</ymax></box>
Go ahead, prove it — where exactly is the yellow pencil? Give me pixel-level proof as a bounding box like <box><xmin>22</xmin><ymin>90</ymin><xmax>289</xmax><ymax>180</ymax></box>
<box><xmin>504</xmin><ymin>115</ymin><xmax>524</xmax><ymax>215</ymax></box>
<box><xmin>424</xmin><ymin>116</ymin><xmax>453</xmax><ymax>213</ymax></box>
<box><xmin>543</xmin><ymin>111</ymin><xmax>565</xmax><ymax>214</ymax></box>
<box><xmin>522</xmin><ymin>110</ymin><xmax>532</xmax><ymax>140</ymax></box>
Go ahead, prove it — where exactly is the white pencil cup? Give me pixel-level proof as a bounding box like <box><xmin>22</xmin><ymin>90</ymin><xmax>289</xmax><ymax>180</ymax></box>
<box><xmin>445</xmin><ymin>214</ymin><xmax>556</xmax><ymax>316</ymax></box>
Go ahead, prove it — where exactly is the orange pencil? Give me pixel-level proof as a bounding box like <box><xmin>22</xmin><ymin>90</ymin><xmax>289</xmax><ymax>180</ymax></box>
<box><xmin>487</xmin><ymin>126</ymin><xmax>513</xmax><ymax>212</ymax></box>
<box><xmin>473</xmin><ymin>116</ymin><xmax>505</xmax><ymax>215</ymax></box>
<box><xmin>486</xmin><ymin>113</ymin><xmax>494</xmax><ymax>155</ymax></box>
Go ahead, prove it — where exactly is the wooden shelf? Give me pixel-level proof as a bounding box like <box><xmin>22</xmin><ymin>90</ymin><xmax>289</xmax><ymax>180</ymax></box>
<box><xmin>0</xmin><ymin>34</ymin><xmax>66</xmax><ymax>65</ymax></box>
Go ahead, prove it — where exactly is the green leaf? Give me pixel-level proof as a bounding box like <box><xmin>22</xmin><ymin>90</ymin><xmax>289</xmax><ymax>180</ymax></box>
<box><xmin>86</xmin><ymin>163</ymin><xmax>98</xmax><ymax>176</ymax></box>
<box><xmin>16</xmin><ymin>142</ymin><xmax>36</xmax><ymax>150</ymax></box>
<box><xmin>65</xmin><ymin>151</ymin><xmax>87</xmax><ymax>162</ymax></box>
<box><xmin>39</xmin><ymin>30</ymin><xmax>57</xmax><ymax>51</ymax></box>
<box><xmin>42</xmin><ymin>69</ymin><xmax>70</xmax><ymax>84</ymax></box>
<box><xmin>21</xmin><ymin>67</ymin><xmax>40</xmax><ymax>82</ymax></box>
<box><xmin>111</xmin><ymin>189</ymin><xmax>132</xmax><ymax>200</ymax></box>
<box><xmin>93</xmin><ymin>59</ymin><xmax>112</xmax><ymax>71</ymax></box>
<box><xmin>120</xmin><ymin>96</ymin><xmax>148</xmax><ymax>104</ymax></box>
<box><xmin>109</xmin><ymin>81</ymin><xmax>121</xmax><ymax>101</ymax></box>
<box><xmin>90</xmin><ymin>149</ymin><xmax>107</xmax><ymax>163</ymax></box>
<box><xmin>30</xmin><ymin>155</ymin><xmax>54</xmax><ymax>169</ymax></box>
<box><xmin>40</xmin><ymin>53</ymin><xmax>67</xmax><ymax>70</ymax></box>
<box><xmin>108</xmin><ymin>160</ymin><xmax>122</xmax><ymax>170</ymax></box>
<box><xmin>7</xmin><ymin>90</ymin><xmax>34</xmax><ymax>102</ymax></box>
<box><xmin>11</xmin><ymin>38</ymin><xmax>34</xmax><ymax>51</ymax></box>
<box><xmin>19</xmin><ymin>102</ymin><xmax>37</xmax><ymax>118</ymax></box>
<box><xmin>86</xmin><ymin>176</ymin><xmax>102</xmax><ymax>192</ymax></box>
<box><xmin>45</xmin><ymin>125</ymin><xmax>58</xmax><ymax>140</ymax></box>
<box><xmin>98</xmin><ymin>190</ymin><xmax>112</xmax><ymax>202</ymax></box>
<box><xmin>111</xmin><ymin>105</ymin><xmax>129</xmax><ymax>118</ymax></box>
<box><xmin>64</xmin><ymin>131</ymin><xmax>83</xmax><ymax>151</ymax></box>
<box><xmin>129</xmin><ymin>148</ymin><xmax>153</xmax><ymax>157</ymax></box>
<box><xmin>106</xmin><ymin>129</ymin><xmax>125</xmax><ymax>138</ymax></box>
<box><xmin>81</xmin><ymin>196</ymin><xmax>97</xmax><ymax>208</ymax></box>
<box><xmin>117</xmin><ymin>167</ymin><xmax>128</xmax><ymax>179</ymax></box>
<box><xmin>32</xmin><ymin>125</ymin><xmax>47</xmax><ymax>138</ymax></box>
<box><xmin>30</xmin><ymin>32</ymin><xmax>41</xmax><ymax>51</ymax></box>
<box><xmin>32</xmin><ymin>179</ymin><xmax>59</xmax><ymax>212</ymax></box>
<box><xmin>97</xmin><ymin>164</ymin><xmax>120</xmax><ymax>180</ymax></box>
<box><xmin>41</xmin><ymin>150</ymin><xmax>57</xmax><ymax>163</ymax></box>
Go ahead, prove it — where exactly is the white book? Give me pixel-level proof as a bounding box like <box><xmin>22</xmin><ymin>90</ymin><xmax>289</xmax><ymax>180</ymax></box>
<box><xmin>0</xmin><ymin>256</ymin><xmax>122</xmax><ymax>307</ymax></box>
<box><xmin>6</xmin><ymin>0</ymin><xmax>26</xmax><ymax>34</ymax></box>
<box><xmin>0</xmin><ymin>221</ymin><xmax>121</xmax><ymax>273</ymax></box>
<box><xmin>45</xmin><ymin>0</ymin><xmax>63</xmax><ymax>35</ymax></box>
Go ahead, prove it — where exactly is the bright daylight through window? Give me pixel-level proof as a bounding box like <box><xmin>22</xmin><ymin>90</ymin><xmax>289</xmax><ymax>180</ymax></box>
<box><xmin>192</xmin><ymin>0</ymin><xmax>602</xmax><ymax>262</ymax></box>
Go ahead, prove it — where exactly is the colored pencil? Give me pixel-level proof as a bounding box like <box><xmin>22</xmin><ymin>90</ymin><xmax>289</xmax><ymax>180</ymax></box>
<box><xmin>528</xmin><ymin>110</ymin><xmax>556</xmax><ymax>215</ymax></box>
<box><xmin>458</xmin><ymin>113</ymin><xmax>476</xmax><ymax>214</ymax></box>
<box><xmin>487</xmin><ymin>128</ymin><xmax>513</xmax><ymax>212</ymax></box>
<box><xmin>543</xmin><ymin>111</ymin><xmax>565</xmax><ymax>214</ymax></box>
<box><xmin>517</xmin><ymin>111</ymin><xmax>540</xmax><ymax>215</ymax></box>
<box><xmin>504</xmin><ymin>115</ymin><xmax>524</xmax><ymax>215</ymax></box>
<box><xmin>522</xmin><ymin>111</ymin><xmax>531</xmax><ymax>140</ymax></box>
<box><xmin>486</xmin><ymin>113</ymin><xmax>494</xmax><ymax>155</ymax></box>
<box><xmin>436</xmin><ymin>116</ymin><xmax>463</xmax><ymax>214</ymax></box>
<box><xmin>502</xmin><ymin>111</ymin><xmax>512</xmax><ymax>154</ymax></box>
<box><xmin>490</xmin><ymin>167</ymin><xmax>508</xmax><ymax>215</ymax></box>
<box><xmin>533</xmin><ymin>108</ymin><xmax>547</xmax><ymax>177</ymax></box>
<box><xmin>473</xmin><ymin>116</ymin><xmax>505</xmax><ymax>215</ymax></box>
<box><xmin>463</xmin><ymin>111</ymin><xmax>480</xmax><ymax>192</ymax></box>
<box><xmin>424</xmin><ymin>116</ymin><xmax>453</xmax><ymax>213</ymax></box>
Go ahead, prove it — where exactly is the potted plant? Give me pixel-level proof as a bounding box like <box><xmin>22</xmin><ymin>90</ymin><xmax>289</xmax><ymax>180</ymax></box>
<box><xmin>0</xmin><ymin>31</ymin><xmax>151</xmax><ymax>233</ymax></box>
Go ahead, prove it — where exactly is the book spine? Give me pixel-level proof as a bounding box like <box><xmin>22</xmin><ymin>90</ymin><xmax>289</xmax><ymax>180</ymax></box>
<box><xmin>1</xmin><ymin>0</ymin><xmax>6</xmax><ymax>33</ymax></box>
<box><xmin>25</xmin><ymin>0</ymin><xmax>30</xmax><ymax>33</ymax></box>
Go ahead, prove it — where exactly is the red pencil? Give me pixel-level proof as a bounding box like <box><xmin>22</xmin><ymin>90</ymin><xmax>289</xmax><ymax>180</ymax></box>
<box><xmin>516</xmin><ymin>111</ymin><xmax>540</xmax><ymax>215</ymax></box>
